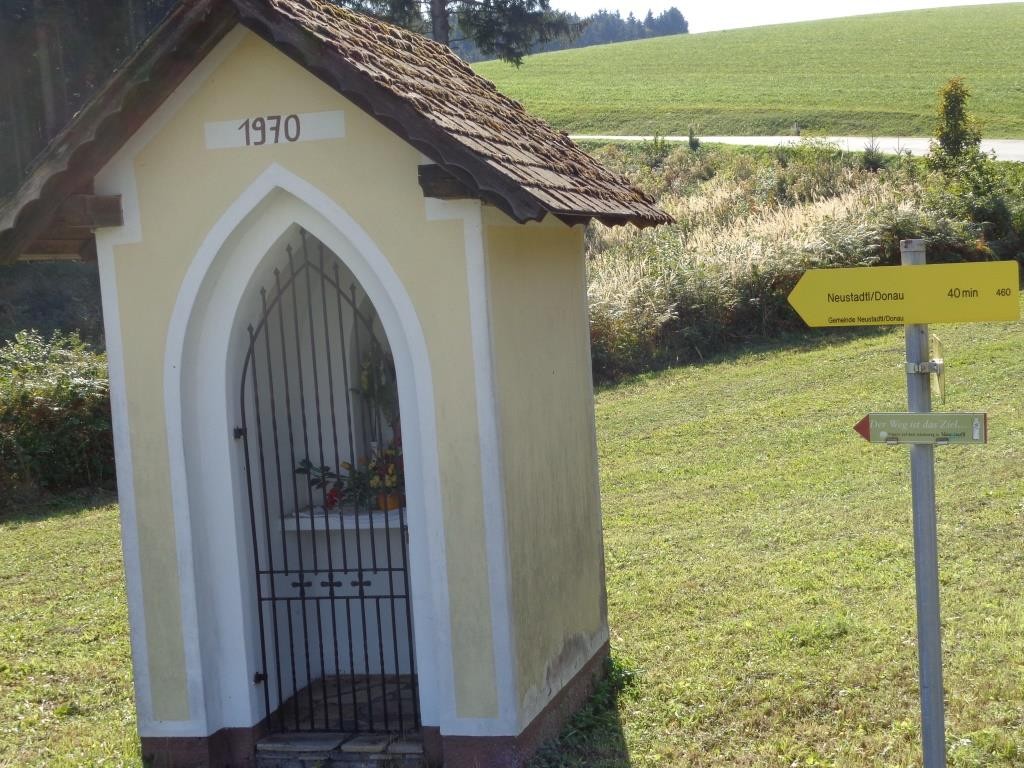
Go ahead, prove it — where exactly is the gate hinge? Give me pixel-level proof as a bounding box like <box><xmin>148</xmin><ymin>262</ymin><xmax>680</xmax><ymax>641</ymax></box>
<box><xmin>233</xmin><ymin>427</ymin><xmax>246</xmax><ymax>439</ymax></box>
<box><xmin>253</xmin><ymin>672</ymin><xmax>266</xmax><ymax>685</ymax></box>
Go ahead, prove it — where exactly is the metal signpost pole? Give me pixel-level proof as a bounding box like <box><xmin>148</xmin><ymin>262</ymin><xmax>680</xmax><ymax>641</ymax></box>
<box><xmin>788</xmin><ymin>242</ymin><xmax>1019</xmax><ymax>767</ymax></box>
<box><xmin>901</xmin><ymin>239</ymin><xmax>948</xmax><ymax>768</ymax></box>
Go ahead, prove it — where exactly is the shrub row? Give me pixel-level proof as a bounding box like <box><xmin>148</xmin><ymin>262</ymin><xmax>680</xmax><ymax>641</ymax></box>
<box><xmin>0</xmin><ymin>331</ymin><xmax>114</xmax><ymax>503</ymax></box>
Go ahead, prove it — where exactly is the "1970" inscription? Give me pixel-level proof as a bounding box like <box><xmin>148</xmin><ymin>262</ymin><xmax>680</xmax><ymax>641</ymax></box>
<box><xmin>204</xmin><ymin>110</ymin><xmax>345</xmax><ymax>150</ymax></box>
<box><xmin>238</xmin><ymin>114</ymin><xmax>302</xmax><ymax>146</ymax></box>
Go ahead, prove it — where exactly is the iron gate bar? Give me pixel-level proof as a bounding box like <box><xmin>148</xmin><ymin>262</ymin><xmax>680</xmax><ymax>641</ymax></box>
<box><xmin>348</xmin><ymin>278</ymin><xmax>376</xmax><ymax>731</ymax></box>
<box><xmin>286</xmin><ymin>244</ymin><xmax>323</xmax><ymax>726</ymax></box>
<box><xmin>333</xmin><ymin>255</ymin><xmax>359</xmax><ymax>728</ymax></box>
<box><xmin>268</xmin><ymin>274</ymin><xmax>299</xmax><ymax>729</ymax></box>
<box><xmin>384</xmin><ymin>483</ymin><xmax>403</xmax><ymax>728</ymax></box>
<box><xmin>329</xmin><ymin>258</ymin><xmax>360</xmax><ymax>736</ymax></box>
<box><xmin>240</xmin><ymin>327</ymin><xmax>274</xmax><ymax>731</ymax></box>
<box><xmin>315</xmin><ymin>240</ymin><xmax>348</xmax><ymax>728</ymax></box>
<box><xmin>239</xmin><ymin>229</ymin><xmax>418</xmax><ymax>735</ymax></box>
<box><xmin>272</xmin><ymin>266</ymin><xmax>315</xmax><ymax>733</ymax></box>
<box><xmin>257</xmin><ymin>327</ymin><xmax>297</xmax><ymax>728</ymax></box>
<box><xmin>348</xmin><ymin>274</ymin><xmax>392</xmax><ymax>732</ymax></box>
<box><xmin>255</xmin><ymin>565</ymin><xmax>408</xmax><ymax>576</ymax></box>
<box><xmin>299</xmin><ymin>237</ymin><xmax>332</xmax><ymax>728</ymax></box>
<box><xmin>260</xmin><ymin>286</ymin><xmax>298</xmax><ymax>726</ymax></box>
<box><xmin>250</xmin><ymin>320</ymin><xmax>305</xmax><ymax>731</ymax></box>
<box><xmin>400</xmin><ymin>504</ymin><xmax>420</xmax><ymax>726</ymax></box>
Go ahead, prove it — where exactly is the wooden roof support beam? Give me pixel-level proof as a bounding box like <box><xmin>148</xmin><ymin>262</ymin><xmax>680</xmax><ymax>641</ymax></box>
<box><xmin>78</xmin><ymin>236</ymin><xmax>98</xmax><ymax>263</ymax></box>
<box><xmin>20</xmin><ymin>238</ymin><xmax>88</xmax><ymax>257</ymax></box>
<box><xmin>51</xmin><ymin>194</ymin><xmax>123</xmax><ymax>230</ymax></box>
<box><xmin>15</xmin><ymin>194</ymin><xmax>120</xmax><ymax>262</ymax></box>
<box><xmin>418</xmin><ymin>164</ymin><xmax>475</xmax><ymax>200</ymax></box>
<box><xmin>17</xmin><ymin>235</ymin><xmax>98</xmax><ymax>262</ymax></box>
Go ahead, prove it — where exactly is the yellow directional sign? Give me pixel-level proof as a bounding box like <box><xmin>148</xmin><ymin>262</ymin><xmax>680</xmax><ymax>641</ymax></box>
<box><xmin>788</xmin><ymin>261</ymin><xmax>1020</xmax><ymax>327</ymax></box>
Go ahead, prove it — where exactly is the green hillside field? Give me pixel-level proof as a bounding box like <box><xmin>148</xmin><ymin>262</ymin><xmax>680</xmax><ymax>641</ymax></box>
<box><xmin>474</xmin><ymin>3</ymin><xmax>1024</xmax><ymax>138</ymax></box>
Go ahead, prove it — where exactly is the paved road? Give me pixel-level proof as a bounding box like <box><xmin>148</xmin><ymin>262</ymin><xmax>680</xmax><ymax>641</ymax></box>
<box><xmin>571</xmin><ymin>135</ymin><xmax>1024</xmax><ymax>162</ymax></box>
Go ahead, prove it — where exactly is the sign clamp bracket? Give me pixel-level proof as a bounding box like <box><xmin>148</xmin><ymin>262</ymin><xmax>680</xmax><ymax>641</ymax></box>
<box><xmin>906</xmin><ymin>360</ymin><xmax>944</xmax><ymax>375</ymax></box>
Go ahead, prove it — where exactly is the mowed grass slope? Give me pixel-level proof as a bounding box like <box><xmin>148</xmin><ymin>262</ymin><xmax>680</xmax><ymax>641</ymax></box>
<box><xmin>475</xmin><ymin>3</ymin><xmax>1024</xmax><ymax>138</ymax></box>
<box><xmin>3</xmin><ymin>314</ymin><xmax>1024</xmax><ymax>765</ymax></box>
<box><xmin>582</xmin><ymin>318</ymin><xmax>1024</xmax><ymax>766</ymax></box>
<box><xmin>0</xmin><ymin>499</ymin><xmax>139</xmax><ymax>767</ymax></box>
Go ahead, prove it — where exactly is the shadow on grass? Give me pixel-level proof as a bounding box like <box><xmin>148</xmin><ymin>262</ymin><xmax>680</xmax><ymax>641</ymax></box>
<box><xmin>0</xmin><ymin>489</ymin><xmax>117</xmax><ymax>526</ymax></box>
<box><xmin>528</xmin><ymin>655</ymin><xmax>636</xmax><ymax>768</ymax></box>
<box><xmin>595</xmin><ymin>324</ymin><xmax>897</xmax><ymax>392</ymax></box>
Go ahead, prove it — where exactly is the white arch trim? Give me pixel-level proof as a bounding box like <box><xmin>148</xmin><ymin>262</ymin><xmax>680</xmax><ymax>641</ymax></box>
<box><xmin>160</xmin><ymin>163</ymin><xmax>454</xmax><ymax>736</ymax></box>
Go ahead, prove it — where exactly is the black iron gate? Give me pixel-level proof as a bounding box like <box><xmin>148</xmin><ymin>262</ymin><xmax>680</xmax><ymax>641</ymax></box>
<box><xmin>238</xmin><ymin>230</ymin><xmax>419</xmax><ymax>734</ymax></box>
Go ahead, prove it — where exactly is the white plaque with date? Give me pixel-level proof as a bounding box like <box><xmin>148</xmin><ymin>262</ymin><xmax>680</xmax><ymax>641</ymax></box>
<box><xmin>204</xmin><ymin>110</ymin><xmax>345</xmax><ymax>150</ymax></box>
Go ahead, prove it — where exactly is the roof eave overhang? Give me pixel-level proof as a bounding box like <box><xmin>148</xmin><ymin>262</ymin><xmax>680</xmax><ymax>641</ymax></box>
<box><xmin>554</xmin><ymin>210</ymin><xmax>672</xmax><ymax>228</ymax></box>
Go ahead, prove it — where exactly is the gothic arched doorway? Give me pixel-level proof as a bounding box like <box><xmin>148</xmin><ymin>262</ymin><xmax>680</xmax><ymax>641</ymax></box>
<box><xmin>238</xmin><ymin>228</ymin><xmax>419</xmax><ymax>735</ymax></box>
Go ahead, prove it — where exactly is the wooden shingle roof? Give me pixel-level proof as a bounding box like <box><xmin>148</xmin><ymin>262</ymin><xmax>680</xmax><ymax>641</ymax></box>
<box><xmin>0</xmin><ymin>0</ymin><xmax>670</xmax><ymax>263</ymax></box>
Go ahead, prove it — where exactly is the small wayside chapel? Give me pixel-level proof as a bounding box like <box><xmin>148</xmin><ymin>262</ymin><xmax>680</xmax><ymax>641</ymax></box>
<box><xmin>0</xmin><ymin>1</ymin><xmax>669</xmax><ymax>766</ymax></box>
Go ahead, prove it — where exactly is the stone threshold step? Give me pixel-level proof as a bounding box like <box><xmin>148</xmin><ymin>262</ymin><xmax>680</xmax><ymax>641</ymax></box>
<box><xmin>257</xmin><ymin>754</ymin><xmax>424</xmax><ymax>768</ymax></box>
<box><xmin>257</xmin><ymin>731</ymin><xmax>423</xmax><ymax>756</ymax></box>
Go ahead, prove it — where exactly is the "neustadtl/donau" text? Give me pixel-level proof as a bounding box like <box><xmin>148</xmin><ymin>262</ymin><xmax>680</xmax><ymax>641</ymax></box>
<box><xmin>827</xmin><ymin>290</ymin><xmax>905</xmax><ymax>303</ymax></box>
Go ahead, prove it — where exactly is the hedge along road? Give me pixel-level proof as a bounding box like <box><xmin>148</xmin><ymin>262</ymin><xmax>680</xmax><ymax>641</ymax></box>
<box><xmin>571</xmin><ymin>135</ymin><xmax>1024</xmax><ymax>162</ymax></box>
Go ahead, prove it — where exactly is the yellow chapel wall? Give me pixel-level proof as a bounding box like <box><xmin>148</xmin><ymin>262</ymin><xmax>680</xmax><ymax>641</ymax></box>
<box><xmin>483</xmin><ymin>212</ymin><xmax>610</xmax><ymax>725</ymax></box>
<box><xmin>107</xmin><ymin>28</ymin><xmax>497</xmax><ymax>722</ymax></box>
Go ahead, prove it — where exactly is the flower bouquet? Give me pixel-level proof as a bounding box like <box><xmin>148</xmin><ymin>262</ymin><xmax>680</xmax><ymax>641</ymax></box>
<box><xmin>366</xmin><ymin>445</ymin><xmax>404</xmax><ymax>511</ymax></box>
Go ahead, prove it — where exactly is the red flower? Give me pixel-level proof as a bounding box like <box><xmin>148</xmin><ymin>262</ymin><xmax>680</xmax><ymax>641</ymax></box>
<box><xmin>325</xmin><ymin>487</ymin><xmax>340</xmax><ymax>509</ymax></box>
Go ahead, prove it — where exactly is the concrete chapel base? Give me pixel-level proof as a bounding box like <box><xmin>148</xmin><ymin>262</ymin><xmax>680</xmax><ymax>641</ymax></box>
<box><xmin>139</xmin><ymin>642</ymin><xmax>609</xmax><ymax>768</ymax></box>
<box><xmin>141</xmin><ymin>720</ymin><xmax>271</xmax><ymax>768</ymax></box>
<box><xmin>426</xmin><ymin>640</ymin><xmax>610</xmax><ymax>768</ymax></box>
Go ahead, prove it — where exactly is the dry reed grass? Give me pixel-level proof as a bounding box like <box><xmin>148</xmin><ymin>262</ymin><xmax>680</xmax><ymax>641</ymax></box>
<box><xmin>585</xmin><ymin>144</ymin><xmax>987</xmax><ymax>379</ymax></box>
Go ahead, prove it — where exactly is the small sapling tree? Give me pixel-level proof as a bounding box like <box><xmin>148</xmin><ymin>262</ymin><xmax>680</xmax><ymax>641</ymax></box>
<box><xmin>929</xmin><ymin>76</ymin><xmax>982</xmax><ymax>169</ymax></box>
<box><xmin>926</xmin><ymin>76</ymin><xmax>1011</xmax><ymax>238</ymax></box>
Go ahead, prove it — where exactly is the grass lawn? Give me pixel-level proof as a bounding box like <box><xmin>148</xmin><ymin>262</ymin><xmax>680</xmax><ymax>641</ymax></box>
<box><xmin>543</xmin><ymin>316</ymin><xmax>1024</xmax><ymax>767</ymax></box>
<box><xmin>0</xmin><ymin>497</ymin><xmax>139</xmax><ymax>767</ymax></box>
<box><xmin>3</xmin><ymin>312</ymin><xmax>1024</xmax><ymax>766</ymax></box>
<box><xmin>474</xmin><ymin>3</ymin><xmax>1024</xmax><ymax>139</ymax></box>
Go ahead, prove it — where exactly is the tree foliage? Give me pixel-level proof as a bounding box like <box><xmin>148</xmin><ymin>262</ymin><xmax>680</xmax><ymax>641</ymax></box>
<box><xmin>931</xmin><ymin>75</ymin><xmax>982</xmax><ymax>162</ymax></box>
<box><xmin>444</xmin><ymin>0</ymin><xmax>575</xmax><ymax>64</ymax></box>
<box><xmin>0</xmin><ymin>0</ymin><xmax>177</xmax><ymax>197</ymax></box>
<box><xmin>925</xmin><ymin>76</ymin><xmax>1013</xmax><ymax>236</ymax></box>
<box><xmin>453</xmin><ymin>6</ymin><xmax>689</xmax><ymax>61</ymax></box>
